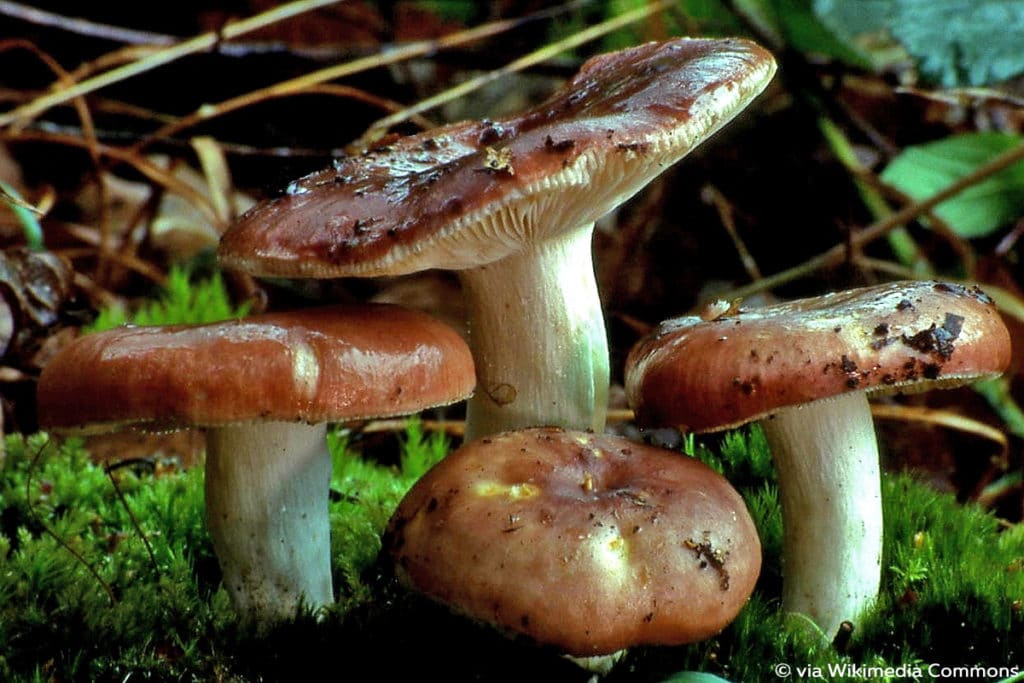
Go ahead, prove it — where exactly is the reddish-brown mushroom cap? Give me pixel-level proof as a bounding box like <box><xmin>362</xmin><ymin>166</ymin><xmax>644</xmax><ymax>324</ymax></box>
<box><xmin>626</xmin><ymin>281</ymin><xmax>1012</xmax><ymax>433</ymax></box>
<box><xmin>217</xmin><ymin>37</ymin><xmax>776</xmax><ymax>277</ymax></box>
<box><xmin>217</xmin><ymin>36</ymin><xmax>777</xmax><ymax>442</ymax></box>
<box><xmin>37</xmin><ymin>303</ymin><xmax>476</xmax><ymax>432</ymax></box>
<box><xmin>385</xmin><ymin>427</ymin><xmax>761</xmax><ymax>656</ymax></box>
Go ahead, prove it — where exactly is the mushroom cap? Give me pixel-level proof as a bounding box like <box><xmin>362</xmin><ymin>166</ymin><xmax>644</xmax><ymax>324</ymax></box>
<box><xmin>218</xmin><ymin>37</ymin><xmax>776</xmax><ymax>278</ymax></box>
<box><xmin>384</xmin><ymin>427</ymin><xmax>761</xmax><ymax>656</ymax></box>
<box><xmin>626</xmin><ymin>281</ymin><xmax>1012</xmax><ymax>433</ymax></box>
<box><xmin>36</xmin><ymin>304</ymin><xmax>475</xmax><ymax>433</ymax></box>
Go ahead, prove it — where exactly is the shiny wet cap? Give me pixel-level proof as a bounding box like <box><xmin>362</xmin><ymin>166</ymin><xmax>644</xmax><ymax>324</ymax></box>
<box><xmin>37</xmin><ymin>304</ymin><xmax>475</xmax><ymax>433</ymax></box>
<box><xmin>219</xmin><ymin>38</ymin><xmax>776</xmax><ymax>278</ymax></box>
<box><xmin>626</xmin><ymin>281</ymin><xmax>1012</xmax><ymax>433</ymax></box>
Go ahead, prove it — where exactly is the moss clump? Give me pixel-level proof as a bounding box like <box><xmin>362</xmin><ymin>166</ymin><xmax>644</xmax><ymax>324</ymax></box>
<box><xmin>0</xmin><ymin>425</ymin><xmax>1020</xmax><ymax>682</ymax></box>
<box><xmin>85</xmin><ymin>264</ymin><xmax>249</xmax><ymax>333</ymax></box>
<box><xmin>328</xmin><ymin>420</ymin><xmax>450</xmax><ymax>604</ymax></box>
<box><xmin>0</xmin><ymin>433</ymin><xmax>227</xmax><ymax>681</ymax></box>
<box><xmin>0</xmin><ymin>422</ymin><xmax>451</xmax><ymax>681</ymax></box>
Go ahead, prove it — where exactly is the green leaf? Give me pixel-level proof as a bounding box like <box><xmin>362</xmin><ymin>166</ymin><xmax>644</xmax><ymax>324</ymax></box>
<box><xmin>880</xmin><ymin>132</ymin><xmax>1024</xmax><ymax>238</ymax></box>
<box><xmin>814</xmin><ymin>0</ymin><xmax>1024</xmax><ymax>86</ymax></box>
<box><xmin>889</xmin><ymin>0</ymin><xmax>1024</xmax><ymax>86</ymax></box>
<box><xmin>770</xmin><ymin>0</ymin><xmax>874</xmax><ymax>68</ymax></box>
<box><xmin>0</xmin><ymin>180</ymin><xmax>44</xmax><ymax>251</ymax></box>
<box><xmin>813</xmin><ymin>0</ymin><xmax>891</xmax><ymax>36</ymax></box>
<box><xmin>812</xmin><ymin>0</ymin><xmax>908</xmax><ymax>70</ymax></box>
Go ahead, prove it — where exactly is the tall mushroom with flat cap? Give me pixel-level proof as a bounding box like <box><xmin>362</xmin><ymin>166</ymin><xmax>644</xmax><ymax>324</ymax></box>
<box><xmin>625</xmin><ymin>280</ymin><xmax>1012</xmax><ymax>637</ymax></box>
<box><xmin>384</xmin><ymin>427</ymin><xmax>761</xmax><ymax>661</ymax></box>
<box><xmin>218</xmin><ymin>38</ymin><xmax>776</xmax><ymax>440</ymax></box>
<box><xmin>36</xmin><ymin>304</ymin><xmax>475</xmax><ymax>630</ymax></box>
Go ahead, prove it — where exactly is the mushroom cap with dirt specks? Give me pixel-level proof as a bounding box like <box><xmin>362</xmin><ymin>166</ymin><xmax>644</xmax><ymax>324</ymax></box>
<box><xmin>217</xmin><ymin>37</ymin><xmax>776</xmax><ymax>278</ymax></box>
<box><xmin>36</xmin><ymin>304</ymin><xmax>475</xmax><ymax>433</ymax></box>
<box><xmin>384</xmin><ymin>427</ymin><xmax>761</xmax><ymax>656</ymax></box>
<box><xmin>625</xmin><ymin>280</ymin><xmax>1012</xmax><ymax>433</ymax></box>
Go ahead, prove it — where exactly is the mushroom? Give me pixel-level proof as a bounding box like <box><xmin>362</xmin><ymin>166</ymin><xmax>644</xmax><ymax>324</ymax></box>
<box><xmin>383</xmin><ymin>426</ymin><xmax>761</xmax><ymax>661</ymax></box>
<box><xmin>218</xmin><ymin>38</ymin><xmax>777</xmax><ymax>440</ymax></box>
<box><xmin>624</xmin><ymin>280</ymin><xmax>1012</xmax><ymax>637</ymax></box>
<box><xmin>36</xmin><ymin>304</ymin><xmax>475</xmax><ymax>630</ymax></box>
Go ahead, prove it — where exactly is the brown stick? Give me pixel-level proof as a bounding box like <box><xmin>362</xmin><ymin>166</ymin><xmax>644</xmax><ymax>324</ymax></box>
<box><xmin>720</xmin><ymin>140</ymin><xmax>1024</xmax><ymax>302</ymax></box>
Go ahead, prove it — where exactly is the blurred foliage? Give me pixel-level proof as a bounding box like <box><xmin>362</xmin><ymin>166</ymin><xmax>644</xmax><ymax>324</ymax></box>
<box><xmin>881</xmin><ymin>132</ymin><xmax>1024</xmax><ymax>239</ymax></box>
<box><xmin>770</xmin><ymin>0</ymin><xmax>1024</xmax><ymax>86</ymax></box>
<box><xmin>0</xmin><ymin>181</ymin><xmax>43</xmax><ymax>251</ymax></box>
<box><xmin>407</xmin><ymin>1</ymin><xmax>482</xmax><ymax>24</ymax></box>
<box><xmin>891</xmin><ymin>0</ymin><xmax>1024</xmax><ymax>87</ymax></box>
<box><xmin>768</xmin><ymin>0</ymin><xmax>876</xmax><ymax>68</ymax></box>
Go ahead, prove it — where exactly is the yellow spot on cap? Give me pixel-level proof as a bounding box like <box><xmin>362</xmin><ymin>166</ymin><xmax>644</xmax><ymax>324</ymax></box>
<box><xmin>587</xmin><ymin>526</ymin><xmax>630</xmax><ymax>586</ymax></box>
<box><xmin>475</xmin><ymin>481</ymin><xmax>540</xmax><ymax>500</ymax></box>
<box><xmin>574</xmin><ymin>434</ymin><xmax>604</xmax><ymax>458</ymax></box>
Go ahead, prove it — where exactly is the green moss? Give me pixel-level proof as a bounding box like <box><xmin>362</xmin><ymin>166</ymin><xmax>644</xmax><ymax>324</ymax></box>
<box><xmin>0</xmin><ymin>425</ymin><xmax>1021</xmax><ymax>682</ymax></box>
<box><xmin>85</xmin><ymin>264</ymin><xmax>249</xmax><ymax>332</ymax></box>
<box><xmin>328</xmin><ymin>420</ymin><xmax>450</xmax><ymax>603</ymax></box>
<box><xmin>0</xmin><ymin>434</ymin><xmax>224</xmax><ymax>680</ymax></box>
<box><xmin>0</xmin><ymin>422</ymin><xmax>453</xmax><ymax>681</ymax></box>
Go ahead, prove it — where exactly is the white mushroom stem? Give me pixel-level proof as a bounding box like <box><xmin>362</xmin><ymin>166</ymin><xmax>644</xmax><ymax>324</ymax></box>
<box><xmin>205</xmin><ymin>420</ymin><xmax>334</xmax><ymax>631</ymax></box>
<box><xmin>759</xmin><ymin>390</ymin><xmax>883</xmax><ymax>638</ymax></box>
<box><xmin>459</xmin><ymin>224</ymin><xmax>608</xmax><ymax>441</ymax></box>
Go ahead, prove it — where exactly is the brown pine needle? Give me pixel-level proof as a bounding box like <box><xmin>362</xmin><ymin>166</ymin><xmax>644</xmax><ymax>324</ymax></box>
<box><xmin>357</xmin><ymin>0</ymin><xmax>675</xmax><ymax>146</ymax></box>
<box><xmin>0</xmin><ymin>1</ymin><xmax>176</xmax><ymax>46</ymax></box>
<box><xmin>870</xmin><ymin>403</ymin><xmax>1009</xmax><ymax>461</ymax></box>
<box><xmin>4</xmin><ymin>129</ymin><xmax>217</xmax><ymax>218</ymax></box>
<box><xmin>130</xmin><ymin>0</ymin><xmax>594</xmax><ymax>150</ymax></box>
<box><xmin>357</xmin><ymin>408</ymin><xmax>639</xmax><ymax>438</ymax></box>
<box><xmin>0</xmin><ymin>0</ymin><xmax>343</xmax><ymax>128</ymax></box>
<box><xmin>719</xmin><ymin>139</ymin><xmax>1024</xmax><ymax>303</ymax></box>
<box><xmin>702</xmin><ymin>183</ymin><xmax>762</xmax><ymax>281</ymax></box>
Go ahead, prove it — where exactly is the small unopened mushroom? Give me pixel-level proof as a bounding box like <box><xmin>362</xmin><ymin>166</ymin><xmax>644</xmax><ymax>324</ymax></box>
<box><xmin>36</xmin><ymin>304</ymin><xmax>475</xmax><ymax>630</ymax></box>
<box><xmin>384</xmin><ymin>427</ymin><xmax>761</xmax><ymax>659</ymax></box>
<box><xmin>218</xmin><ymin>38</ymin><xmax>776</xmax><ymax>440</ymax></box>
<box><xmin>625</xmin><ymin>280</ymin><xmax>1011</xmax><ymax>637</ymax></box>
